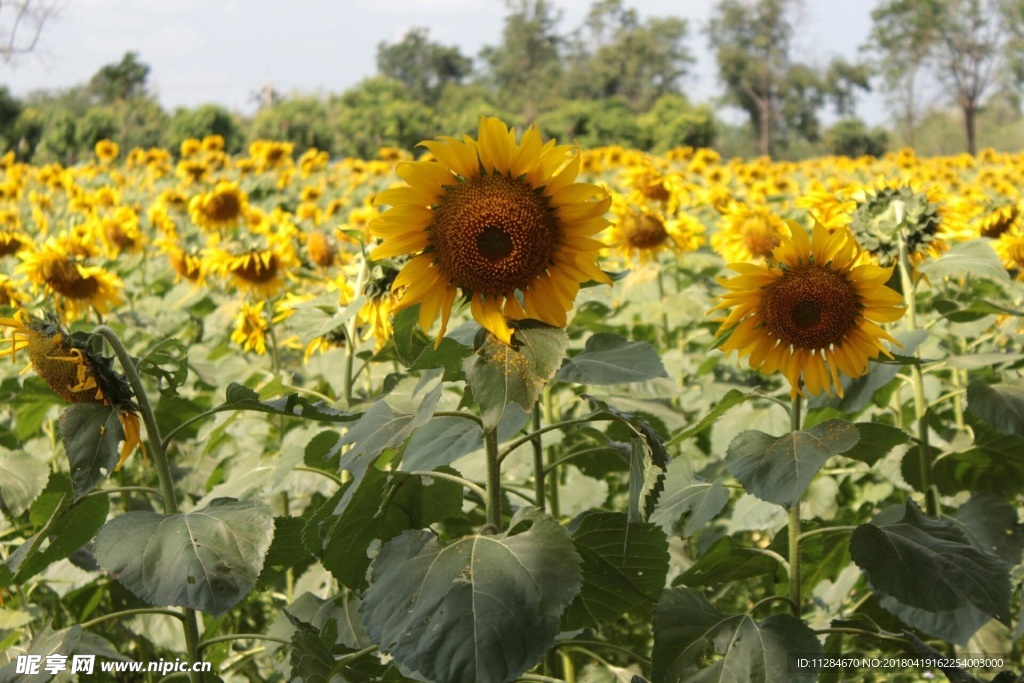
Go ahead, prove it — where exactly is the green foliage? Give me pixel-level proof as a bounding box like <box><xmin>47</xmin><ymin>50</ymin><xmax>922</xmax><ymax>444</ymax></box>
<box><xmin>163</xmin><ymin>103</ymin><xmax>244</xmax><ymax>153</ymax></box>
<box><xmin>824</xmin><ymin>117</ymin><xmax>889</xmax><ymax>157</ymax></box>
<box><xmin>330</xmin><ymin>76</ymin><xmax>440</xmax><ymax>158</ymax></box>
<box><xmin>249</xmin><ymin>96</ymin><xmax>335</xmax><ymax>155</ymax></box>
<box><xmin>89</xmin><ymin>51</ymin><xmax>151</xmax><ymax>104</ymax></box>
<box><xmin>638</xmin><ymin>94</ymin><xmax>717</xmax><ymax>151</ymax></box>
<box><xmin>377</xmin><ymin>27</ymin><xmax>472</xmax><ymax>107</ymax></box>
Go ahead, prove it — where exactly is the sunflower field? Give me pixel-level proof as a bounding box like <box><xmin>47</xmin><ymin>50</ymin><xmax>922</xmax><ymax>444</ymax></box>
<box><xmin>1</xmin><ymin>118</ymin><xmax>1024</xmax><ymax>683</ymax></box>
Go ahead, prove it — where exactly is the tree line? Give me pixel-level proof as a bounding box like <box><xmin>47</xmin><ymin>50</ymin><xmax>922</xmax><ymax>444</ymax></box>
<box><xmin>1</xmin><ymin>0</ymin><xmax>1022</xmax><ymax>164</ymax></box>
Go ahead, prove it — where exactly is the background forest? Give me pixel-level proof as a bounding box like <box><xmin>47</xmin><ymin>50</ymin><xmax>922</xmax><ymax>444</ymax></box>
<box><xmin>2</xmin><ymin>0</ymin><xmax>1024</xmax><ymax>165</ymax></box>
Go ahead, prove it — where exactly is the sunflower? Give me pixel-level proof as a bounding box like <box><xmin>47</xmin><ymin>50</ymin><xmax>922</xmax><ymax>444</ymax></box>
<box><xmin>0</xmin><ymin>230</ymin><xmax>28</xmax><ymax>257</ymax></box>
<box><xmin>18</xmin><ymin>240</ymin><xmax>124</xmax><ymax>320</ymax></box>
<box><xmin>0</xmin><ymin>274</ymin><xmax>26</xmax><ymax>307</ymax></box>
<box><xmin>974</xmin><ymin>199</ymin><xmax>1023</xmax><ymax>239</ymax></box>
<box><xmin>607</xmin><ymin>194</ymin><xmax>705</xmax><ymax>264</ymax></box>
<box><xmin>370</xmin><ymin>116</ymin><xmax>611</xmax><ymax>345</ymax></box>
<box><xmin>189</xmin><ymin>181</ymin><xmax>249</xmax><ymax>233</ymax></box>
<box><xmin>206</xmin><ymin>241</ymin><xmax>298</xmax><ymax>298</ymax></box>
<box><xmin>711</xmin><ymin>202</ymin><xmax>791</xmax><ymax>263</ymax></box>
<box><xmin>994</xmin><ymin>230</ymin><xmax>1024</xmax><ymax>278</ymax></box>
<box><xmin>711</xmin><ymin>220</ymin><xmax>906</xmax><ymax>399</ymax></box>
<box><xmin>0</xmin><ymin>311</ymin><xmax>144</xmax><ymax>468</ymax></box>
<box><xmin>95</xmin><ymin>140</ymin><xmax>120</xmax><ymax>164</ymax></box>
<box><xmin>306</xmin><ymin>230</ymin><xmax>337</xmax><ymax>268</ymax></box>
<box><xmin>230</xmin><ymin>301</ymin><xmax>269</xmax><ymax>355</ymax></box>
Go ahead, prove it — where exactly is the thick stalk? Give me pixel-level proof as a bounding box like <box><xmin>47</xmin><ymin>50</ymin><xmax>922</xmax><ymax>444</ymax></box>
<box><xmin>788</xmin><ymin>394</ymin><xmax>802</xmax><ymax>617</ymax></box>
<box><xmin>343</xmin><ymin>257</ymin><xmax>369</xmax><ymax>407</ymax></box>
<box><xmin>543</xmin><ymin>386</ymin><xmax>560</xmax><ymax>518</ymax></box>
<box><xmin>485</xmin><ymin>428</ymin><xmax>503</xmax><ymax>532</ymax></box>
<box><xmin>94</xmin><ymin>326</ymin><xmax>205</xmax><ymax>683</ymax></box>
<box><xmin>896</xmin><ymin>237</ymin><xmax>938</xmax><ymax>516</ymax></box>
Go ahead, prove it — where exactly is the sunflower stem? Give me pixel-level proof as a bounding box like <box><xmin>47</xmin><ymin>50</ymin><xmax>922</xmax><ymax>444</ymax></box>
<box><xmin>788</xmin><ymin>393</ymin><xmax>802</xmax><ymax>617</ymax></box>
<box><xmin>484</xmin><ymin>427</ymin><xmax>503</xmax><ymax>532</ymax></box>
<box><xmin>532</xmin><ymin>402</ymin><xmax>545</xmax><ymax>513</ymax></box>
<box><xmin>343</xmin><ymin>257</ymin><xmax>369</xmax><ymax>407</ymax></box>
<box><xmin>543</xmin><ymin>386</ymin><xmax>560</xmax><ymax>518</ymax></box>
<box><xmin>896</xmin><ymin>235</ymin><xmax>938</xmax><ymax>517</ymax></box>
<box><xmin>94</xmin><ymin>325</ymin><xmax>205</xmax><ymax>683</ymax></box>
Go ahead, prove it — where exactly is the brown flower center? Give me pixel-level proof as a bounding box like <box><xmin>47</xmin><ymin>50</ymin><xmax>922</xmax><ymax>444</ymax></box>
<box><xmin>430</xmin><ymin>173</ymin><xmax>559</xmax><ymax>296</ymax></box>
<box><xmin>624</xmin><ymin>212</ymin><xmax>668</xmax><ymax>249</ymax></box>
<box><xmin>762</xmin><ymin>264</ymin><xmax>861</xmax><ymax>349</ymax></box>
<box><xmin>233</xmin><ymin>253</ymin><xmax>278</xmax><ymax>284</ymax></box>
<box><xmin>205</xmin><ymin>191</ymin><xmax>243</xmax><ymax>223</ymax></box>
<box><xmin>45</xmin><ymin>259</ymin><xmax>101</xmax><ymax>300</ymax></box>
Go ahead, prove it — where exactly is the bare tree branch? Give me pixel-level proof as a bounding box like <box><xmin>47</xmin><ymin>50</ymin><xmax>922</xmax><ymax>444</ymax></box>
<box><xmin>0</xmin><ymin>0</ymin><xmax>61</xmax><ymax>63</ymax></box>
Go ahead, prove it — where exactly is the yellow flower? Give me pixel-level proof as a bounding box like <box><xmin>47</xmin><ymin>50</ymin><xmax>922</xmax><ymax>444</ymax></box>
<box><xmin>206</xmin><ymin>241</ymin><xmax>298</xmax><ymax>298</ymax></box>
<box><xmin>95</xmin><ymin>139</ymin><xmax>120</xmax><ymax>164</ymax></box>
<box><xmin>712</xmin><ymin>202</ymin><xmax>792</xmax><ymax>263</ymax></box>
<box><xmin>18</xmin><ymin>240</ymin><xmax>124</xmax><ymax>320</ymax></box>
<box><xmin>711</xmin><ymin>220</ymin><xmax>906</xmax><ymax>399</ymax></box>
<box><xmin>230</xmin><ymin>301</ymin><xmax>269</xmax><ymax>355</ymax></box>
<box><xmin>189</xmin><ymin>181</ymin><xmax>250</xmax><ymax>233</ymax></box>
<box><xmin>0</xmin><ymin>311</ymin><xmax>144</xmax><ymax>468</ymax></box>
<box><xmin>306</xmin><ymin>230</ymin><xmax>337</xmax><ymax>268</ymax></box>
<box><xmin>607</xmin><ymin>195</ymin><xmax>705</xmax><ymax>264</ymax></box>
<box><xmin>370</xmin><ymin>116</ymin><xmax>611</xmax><ymax>345</ymax></box>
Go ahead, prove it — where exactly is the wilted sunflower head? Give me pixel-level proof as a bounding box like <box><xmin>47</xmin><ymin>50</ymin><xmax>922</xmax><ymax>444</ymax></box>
<box><xmin>370</xmin><ymin>115</ymin><xmax>612</xmax><ymax>346</ymax></box>
<box><xmin>711</xmin><ymin>220</ymin><xmax>906</xmax><ymax>399</ymax></box>
<box><xmin>0</xmin><ymin>310</ymin><xmax>144</xmax><ymax>467</ymax></box>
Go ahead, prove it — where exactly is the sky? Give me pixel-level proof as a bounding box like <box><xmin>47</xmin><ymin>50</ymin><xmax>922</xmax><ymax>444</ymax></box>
<box><xmin>0</xmin><ymin>0</ymin><xmax>887</xmax><ymax>125</ymax></box>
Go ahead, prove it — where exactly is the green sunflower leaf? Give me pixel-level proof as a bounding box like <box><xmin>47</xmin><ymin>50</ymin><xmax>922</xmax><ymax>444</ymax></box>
<box><xmin>0</xmin><ymin>446</ymin><xmax>49</xmax><ymax>516</ymax></box>
<box><xmin>93</xmin><ymin>498</ymin><xmax>275</xmax><ymax>616</ymax></box>
<box><xmin>463</xmin><ymin>321</ymin><xmax>567</xmax><ymax>432</ymax></box>
<box><xmin>967</xmin><ymin>381</ymin><xmax>1024</xmax><ymax>437</ymax></box>
<box><xmin>555</xmin><ymin>332</ymin><xmax>667</xmax><ymax>385</ymax></box>
<box><xmin>725</xmin><ymin>419</ymin><xmax>859</xmax><ymax>507</ymax></box>
<box><xmin>850</xmin><ymin>500</ymin><xmax>1012</xmax><ymax>625</ymax></box>
<box><xmin>651</xmin><ymin>586</ymin><xmax>821</xmax><ymax>683</ymax></box>
<box><xmin>361</xmin><ymin>507</ymin><xmax>582</xmax><ymax>683</ymax></box>
<box><xmin>674</xmin><ymin>535</ymin><xmax>781</xmax><ymax>588</ymax></box>
<box><xmin>221</xmin><ymin>382</ymin><xmax>358</xmax><ymax>424</ymax></box>
<box><xmin>916</xmin><ymin>238</ymin><xmax>1010</xmax><ymax>284</ymax></box>
<box><xmin>563</xmin><ymin>511</ymin><xmax>668</xmax><ymax>630</ymax></box>
<box><xmin>59</xmin><ymin>403</ymin><xmax>124</xmax><ymax>499</ymax></box>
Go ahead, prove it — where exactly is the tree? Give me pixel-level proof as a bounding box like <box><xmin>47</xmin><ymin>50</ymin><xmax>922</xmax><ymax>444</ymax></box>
<box><xmin>862</xmin><ymin>0</ymin><xmax>939</xmax><ymax>147</ymax></box>
<box><xmin>0</xmin><ymin>0</ymin><xmax>59</xmax><ymax>62</ymax></box>
<box><xmin>931</xmin><ymin>0</ymin><xmax>1015</xmax><ymax>154</ymax></box>
<box><xmin>163</xmin><ymin>104</ymin><xmax>243</xmax><ymax>154</ymax></box>
<box><xmin>565</xmin><ymin>0</ymin><xmax>694</xmax><ymax>111</ymax></box>
<box><xmin>250</xmin><ymin>96</ymin><xmax>335</xmax><ymax>154</ymax></box>
<box><xmin>330</xmin><ymin>77</ymin><xmax>440</xmax><ymax>159</ymax></box>
<box><xmin>480</xmin><ymin>0</ymin><xmax>563</xmax><ymax>122</ymax></box>
<box><xmin>377</xmin><ymin>27</ymin><xmax>472</xmax><ymax>107</ymax></box>
<box><xmin>89</xmin><ymin>51</ymin><xmax>150</xmax><ymax>104</ymax></box>
<box><xmin>824</xmin><ymin>117</ymin><xmax>889</xmax><ymax>157</ymax></box>
<box><xmin>707</xmin><ymin>0</ymin><xmax>794</xmax><ymax>156</ymax></box>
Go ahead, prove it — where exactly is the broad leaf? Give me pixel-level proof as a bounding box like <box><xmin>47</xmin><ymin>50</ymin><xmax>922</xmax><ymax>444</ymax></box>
<box><xmin>674</xmin><ymin>535</ymin><xmax>781</xmax><ymax>588</ymax></box>
<box><xmin>409</xmin><ymin>337</ymin><xmax>473</xmax><ymax>382</ymax></box>
<box><xmin>0</xmin><ymin>624</ymin><xmax>82</xmax><ymax>681</ymax></box>
<box><xmin>967</xmin><ymin>381</ymin><xmax>1024</xmax><ymax>437</ymax></box>
<box><xmin>952</xmin><ymin>492</ymin><xmax>1024</xmax><ymax>566</ymax></box>
<box><xmin>94</xmin><ymin>498</ymin><xmax>275</xmax><ymax>616</ymax></box>
<box><xmin>650</xmin><ymin>461</ymin><xmax>729</xmax><ymax>538</ymax></box>
<box><xmin>0</xmin><ymin>447</ymin><xmax>49</xmax><ymax>516</ymax></box>
<box><xmin>59</xmin><ymin>403</ymin><xmax>124</xmax><ymax>499</ymax></box>
<box><xmin>917</xmin><ymin>238</ymin><xmax>1009</xmax><ymax>283</ymax></box>
<box><xmin>555</xmin><ymin>333</ymin><xmax>667</xmax><ymax>384</ymax></box>
<box><xmin>361</xmin><ymin>507</ymin><xmax>582</xmax><ymax>683</ymax></box>
<box><xmin>842</xmin><ymin>422</ymin><xmax>909</xmax><ymax>466</ymax></box>
<box><xmin>652</xmin><ymin>587</ymin><xmax>821</xmax><ymax>683</ymax></box>
<box><xmin>878</xmin><ymin>594</ymin><xmax>990</xmax><ymax>647</ymax></box>
<box><xmin>401</xmin><ymin>416</ymin><xmax>483</xmax><ymax>471</ymax></box>
<box><xmin>583</xmin><ymin>396</ymin><xmax>669</xmax><ymax>526</ymax></box>
<box><xmin>326</xmin><ymin>381</ymin><xmax>442</xmax><ymax>512</ymax></box>
<box><xmin>667</xmin><ymin>389</ymin><xmax>765</xmax><ymax>446</ymax></box>
<box><xmin>564</xmin><ymin>511</ymin><xmax>668</xmax><ymax>629</ymax></box>
<box><xmin>850</xmin><ymin>501</ymin><xmax>1011</xmax><ymax>624</ymax></box>
<box><xmin>3</xmin><ymin>492</ymin><xmax>108</xmax><ymax>587</ymax></box>
<box><xmin>463</xmin><ymin>322</ymin><xmax>567</xmax><ymax>431</ymax></box>
<box><xmin>726</xmin><ymin>419</ymin><xmax>859</xmax><ymax>507</ymax></box>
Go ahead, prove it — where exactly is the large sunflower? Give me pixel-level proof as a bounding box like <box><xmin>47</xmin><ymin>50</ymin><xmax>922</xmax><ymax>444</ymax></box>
<box><xmin>711</xmin><ymin>220</ymin><xmax>905</xmax><ymax>399</ymax></box>
<box><xmin>369</xmin><ymin>116</ymin><xmax>611</xmax><ymax>345</ymax></box>
<box><xmin>711</xmin><ymin>202</ymin><xmax>791</xmax><ymax>264</ymax></box>
<box><xmin>18</xmin><ymin>240</ymin><xmax>124</xmax><ymax>321</ymax></box>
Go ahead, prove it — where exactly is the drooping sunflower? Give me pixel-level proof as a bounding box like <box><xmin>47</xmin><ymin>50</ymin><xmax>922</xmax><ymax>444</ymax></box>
<box><xmin>0</xmin><ymin>311</ymin><xmax>144</xmax><ymax>468</ymax></box>
<box><xmin>711</xmin><ymin>220</ymin><xmax>906</xmax><ymax>399</ymax></box>
<box><xmin>370</xmin><ymin>116</ymin><xmax>611</xmax><ymax>345</ymax></box>
<box><xmin>205</xmin><ymin>240</ymin><xmax>298</xmax><ymax>299</ymax></box>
